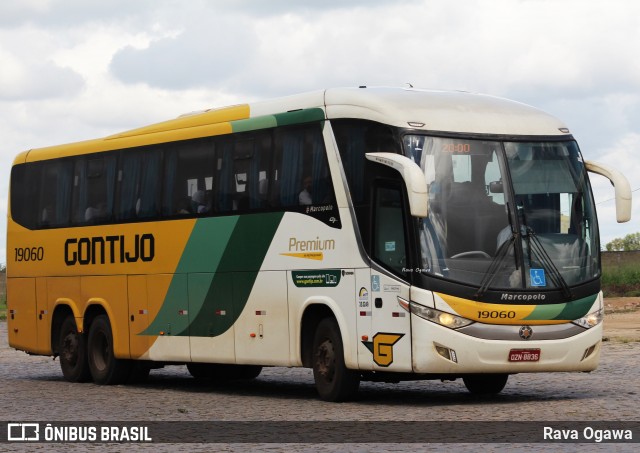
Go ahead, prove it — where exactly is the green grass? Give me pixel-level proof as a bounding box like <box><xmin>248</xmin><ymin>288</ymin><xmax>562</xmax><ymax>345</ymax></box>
<box><xmin>0</xmin><ymin>296</ymin><xmax>6</xmax><ymax>322</ymax></box>
<box><xmin>601</xmin><ymin>263</ymin><xmax>640</xmax><ymax>297</ymax></box>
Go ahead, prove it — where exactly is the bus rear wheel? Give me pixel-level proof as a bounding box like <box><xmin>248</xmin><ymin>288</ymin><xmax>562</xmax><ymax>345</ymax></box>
<box><xmin>87</xmin><ymin>314</ymin><xmax>131</xmax><ymax>385</ymax></box>
<box><xmin>463</xmin><ymin>374</ymin><xmax>508</xmax><ymax>395</ymax></box>
<box><xmin>312</xmin><ymin>318</ymin><xmax>360</xmax><ymax>402</ymax></box>
<box><xmin>58</xmin><ymin>315</ymin><xmax>91</xmax><ymax>382</ymax></box>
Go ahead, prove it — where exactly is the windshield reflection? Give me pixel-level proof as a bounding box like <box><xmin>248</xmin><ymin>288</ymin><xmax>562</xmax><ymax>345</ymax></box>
<box><xmin>405</xmin><ymin>136</ymin><xmax>599</xmax><ymax>294</ymax></box>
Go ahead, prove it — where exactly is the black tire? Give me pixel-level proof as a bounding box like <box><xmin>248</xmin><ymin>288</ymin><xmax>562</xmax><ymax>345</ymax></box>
<box><xmin>58</xmin><ymin>315</ymin><xmax>91</xmax><ymax>383</ymax></box>
<box><xmin>87</xmin><ymin>314</ymin><xmax>131</xmax><ymax>385</ymax></box>
<box><xmin>463</xmin><ymin>374</ymin><xmax>509</xmax><ymax>395</ymax></box>
<box><xmin>187</xmin><ymin>363</ymin><xmax>215</xmax><ymax>379</ymax></box>
<box><xmin>312</xmin><ymin>318</ymin><xmax>360</xmax><ymax>402</ymax></box>
<box><xmin>187</xmin><ymin>363</ymin><xmax>262</xmax><ymax>381</ymax></box>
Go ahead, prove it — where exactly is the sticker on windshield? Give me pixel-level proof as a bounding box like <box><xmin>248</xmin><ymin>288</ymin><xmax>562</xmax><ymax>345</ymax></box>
<box><xmin>530</xmin><ymin>269</ymin><xmax>547</xmax><ymax>287</ymax></box>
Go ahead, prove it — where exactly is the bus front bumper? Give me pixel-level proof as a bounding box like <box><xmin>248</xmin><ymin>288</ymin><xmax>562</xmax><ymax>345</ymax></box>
<box><xmin>410</xmin><ymin>314</ymin><xmax>603</xmax><ymax>374</ymax></box>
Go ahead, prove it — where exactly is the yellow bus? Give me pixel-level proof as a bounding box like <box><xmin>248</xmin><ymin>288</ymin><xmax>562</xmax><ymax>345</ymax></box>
<box><xmin>6</xmin><ymin>87</ymin><xmax>631</xmax><ymax>401</ymax></box>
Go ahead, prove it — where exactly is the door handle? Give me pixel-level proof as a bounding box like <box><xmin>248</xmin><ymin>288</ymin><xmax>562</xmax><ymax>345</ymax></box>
<box><xmin>375</xmin><ymin>297</ymin><xmax>383</xmax><ymax>308</ymax></box>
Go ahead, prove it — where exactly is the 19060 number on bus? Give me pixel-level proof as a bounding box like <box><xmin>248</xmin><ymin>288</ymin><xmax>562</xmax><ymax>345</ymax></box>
<box><xmin>15</xmin><ymin>246</ymin><xmax>45</xmax><ymax>262</ymax></box>
<box><xmin>477</xmin><ymin>310</ymin><xmax>516</xmax><ymax>320</ymax></box>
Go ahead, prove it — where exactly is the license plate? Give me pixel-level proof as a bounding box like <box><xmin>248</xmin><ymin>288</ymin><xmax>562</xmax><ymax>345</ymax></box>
<box><xmin>509</xmin><ymin>349</ymin><xmax>541</xmax><ymax>362</ymax></box>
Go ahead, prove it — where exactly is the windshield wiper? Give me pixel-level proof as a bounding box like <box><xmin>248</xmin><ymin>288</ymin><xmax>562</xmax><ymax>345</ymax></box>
<box><xmin>517</xmin><ymin>201</ymin><xmax>573</xmax><ymax>300</ymax></box>
<box><xmin>524</xmin><ymin>227</ymin><xmax>573</xmax><ymax>300</ymax></box>
<box><xmin>474</xmin><ymin>232</ymin><xmax>517</xmax><ymax>299</ymax></box>
<box><xmin>475</xmin><ymin>202</ymin><xmax>520</xmax><ymax>299</ymax></box>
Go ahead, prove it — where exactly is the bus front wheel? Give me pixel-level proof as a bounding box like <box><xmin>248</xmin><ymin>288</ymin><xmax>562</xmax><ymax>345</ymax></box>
<box><xmin>312</xmin><ymin>318</ymin><xmax>360</xmax><ymax>402</ymax></box>
<box><xmin>463</xmin><ymin>374</ymin><xmax>508</xmax><ymax>395</ymax></box>
<box><xmin>58</xmin><ymin>315</ymin><xmax>91</xmax><ymax>382</ymax></box>
<box><xmin>87</xmin><ymin>314</ymin><xmax>131</xmax><ymax>385</ymax></box>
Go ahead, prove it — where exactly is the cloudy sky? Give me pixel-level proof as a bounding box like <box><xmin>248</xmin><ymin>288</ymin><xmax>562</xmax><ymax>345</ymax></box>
<box><xmin>1</xmin><ymin>0</ymin><xmax>639</xmax><ymax>265</ymax></box>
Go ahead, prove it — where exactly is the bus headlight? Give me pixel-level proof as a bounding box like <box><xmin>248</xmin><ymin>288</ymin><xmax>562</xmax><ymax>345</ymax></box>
<box><xmin>572</xmin><ymin>308</ymin><xmax>604</xmax><ymax>329</ymax></box>
<box><xmin>409</xmin><ymin>302</ymin><xmax>474</xmax><ymax>329</ymax></box>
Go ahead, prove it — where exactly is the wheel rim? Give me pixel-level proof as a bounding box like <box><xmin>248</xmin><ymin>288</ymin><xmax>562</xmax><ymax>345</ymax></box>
<box><xmin>315</xmin><ymin>338</ymin><xmax>336</xmax><ymax>382</ymax></box>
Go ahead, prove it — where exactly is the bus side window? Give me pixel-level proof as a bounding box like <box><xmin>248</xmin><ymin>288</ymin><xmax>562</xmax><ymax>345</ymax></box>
<box><xmin>163</xmin><ymin>139</ymin><xmax>215</xmax><ymax>217</ymax></box>
<box><xmin>214</xmin><ymin>131</ymin><xmax>272</xmax><ymax>212</ymax></box>
<box><xmin>72</xmin><ymin>155</ymin><xmax>116</xmax><ymax>225</ymax></box>
<box><xmin>39</xmin><ymin>160</ymin><xmax>74</xmax><ymax>228</ymax></box>
<box><xmin>372</xmin><ymin>185</ymin><xmax>407</xmax><ymax>275</ymax></box>
<box><xmin>273</xmin><ymin>124</ymin><xmax>333</xmax><ymax>209</ymax></box>
<box><xmin>10</xmin><ymin>163</ymin><xmax>38</xmax><ymax>229</ymax></box>
<box><xmin>117</xmin><ymin>148</ymin><xmax>162</xmax><ymax>221</ymax></box>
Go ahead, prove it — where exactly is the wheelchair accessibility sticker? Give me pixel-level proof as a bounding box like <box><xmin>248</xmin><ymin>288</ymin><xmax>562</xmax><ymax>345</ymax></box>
<box><xmin>530</xmin><ymin>269</ymin><xmax>547</xmax><ymax>287</ymax></box>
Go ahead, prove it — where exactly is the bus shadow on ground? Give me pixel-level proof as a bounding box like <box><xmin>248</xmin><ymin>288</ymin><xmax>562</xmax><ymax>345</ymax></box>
<box><xmin>130</xmin><ymin>366</ymin><xmax>588</xmax><ymax>407</ymax></box>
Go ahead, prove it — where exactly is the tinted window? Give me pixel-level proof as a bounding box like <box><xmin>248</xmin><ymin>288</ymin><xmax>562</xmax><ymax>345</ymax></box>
<box><xmin>117</xmin><ymin>148</ymin><xmax>162</xmax><ymax>221</ymax></box>
<box><xmin>10</xmin><ymin>120</ymin><xmax>334</xmax><ymax>229</ymax></box>
<box><xmin>163</xmin><ymin>139</ymin><xmax>215</xmax><ymax>217</ymax></box>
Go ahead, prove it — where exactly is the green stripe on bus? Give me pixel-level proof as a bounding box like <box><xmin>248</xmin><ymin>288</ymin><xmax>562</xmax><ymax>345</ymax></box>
<box><xmin>554</xmin><ymin>294</ymin><xmax>598</xmax><ymax>320</ymax></box>
<box><xmin>273</xmin><ymin>108</ymin><xmax>325</xmax><ymax>126</ymax></box>
<box><xmin>523</xmin><ymin>294</ymin><xmax>597</xmax><ymax>321</ymax></box>
<box><xmin>187</xmin><ymin>212</ymin><xmax>283</xmax><ymax>336</ymax></box>
<box><xmin>230</xmin><ymin>108</ymin><xmax>325</xmax><ymax>134</ymax></box>
<box><xmin>141</xmin><ymin>212</ymin><xmax>284</xmax><ymax>337</ymax></box>
<box><xmin>522</xmin><ymin>303</ymin><xmax>565</xmax><ymax>321</ymax></box>
<box><xmin>231</xmin><ymin>116</ymin><xmax>278</xmax><ymax>133</ymax></box>
<box><xmin>140</xmin><ymin>217</ymin><xmax>238</xmax><ymax>336</ymax></box>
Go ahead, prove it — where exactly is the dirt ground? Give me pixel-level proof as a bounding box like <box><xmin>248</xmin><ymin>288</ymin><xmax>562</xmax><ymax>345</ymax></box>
<box><xmin>603</xmin><ymin>297</ymin><xmax>640</xmax><ymax>342</ymax></box>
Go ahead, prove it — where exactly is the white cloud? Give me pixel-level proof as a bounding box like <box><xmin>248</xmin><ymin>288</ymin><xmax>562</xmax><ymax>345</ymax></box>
<box><xmin>111</xmin><ymin>17</ymin><xmax>257</xmax><ymax>91</ymax></box>
<box><xmin>102</xmin><ymin>0</ymin><xmax>640</xmax><ymax>102</ymax></box>
<box><xmin>588</xmin><ymin>132</ymin><xmax>640</xmax><ymax>247</ymax></box>
<box><xmin>0</xmin><ymin>26</ymin><xmax>85</xmax><ymax>100</ymax></box>
<box><xmin>0</xmin><ymin>0</ymin><xmax>156</xmax><ymax>27</ymax></box>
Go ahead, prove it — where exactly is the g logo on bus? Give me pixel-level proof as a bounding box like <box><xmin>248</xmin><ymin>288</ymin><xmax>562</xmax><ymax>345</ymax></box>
<box><xmin>362</xmin><ymin>333</ymin><xmax>404</xmax><ymax>367</ymax></box>
<box><xmin>519</xmin><ymin>326</ymin><xmax>533</xmax><ymax>340</ymax></box>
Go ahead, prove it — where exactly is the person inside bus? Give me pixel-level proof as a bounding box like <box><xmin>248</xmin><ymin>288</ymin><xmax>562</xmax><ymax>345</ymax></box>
<box><xmin>299</xmin><ymin>176</ymin><xmax>313</xmax><ymax>205</ymax></box>
<box><xmin>191</xmin><ymin>190</ymin><xmax>208</xmax><ymax>214</ymax></box>
<box><xmin>85</xmin><ymin>202</ymin><xmax>107</xmax><ymax>223</ymax></box>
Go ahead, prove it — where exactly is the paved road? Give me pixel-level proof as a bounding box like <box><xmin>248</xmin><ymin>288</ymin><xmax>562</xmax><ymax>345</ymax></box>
<box><xmin>1</xmin><ymin>322</ymin><xmax>638</xmax><ymax>452</ymax></box>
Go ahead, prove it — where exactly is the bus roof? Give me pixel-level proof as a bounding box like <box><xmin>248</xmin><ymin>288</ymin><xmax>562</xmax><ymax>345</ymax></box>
<box><xmin>16</xmin><ymin>87</ymin><xmax>570</xmax><ymax>164</ymax></box>
<box><xmin>323</xmin><ymin>87</ymin><xmax>569</xmax><ymax>136</ymax></box>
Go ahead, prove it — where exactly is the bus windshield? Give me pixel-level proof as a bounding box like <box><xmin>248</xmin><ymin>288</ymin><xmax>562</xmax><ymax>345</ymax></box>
<box><xmin>404</xmin><ymin>136</ymin><xmax>600</xmax><ymax>293</ymax></box>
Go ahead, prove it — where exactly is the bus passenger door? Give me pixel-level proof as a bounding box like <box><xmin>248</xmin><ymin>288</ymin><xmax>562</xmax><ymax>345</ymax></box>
<box><xmin>368</xmin><ymin>183</ymin><xmax>413</xmax><ymax>372</ymax></box>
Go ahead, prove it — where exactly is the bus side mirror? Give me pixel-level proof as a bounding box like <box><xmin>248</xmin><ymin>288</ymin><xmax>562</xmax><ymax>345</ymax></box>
<box><xmin>365</xmin><ymin>152</ymin><xmax>429</xmax><ymax>218</ymax></box>
<box><xmin>585</xmin><ymin>160</ymin><xmax>632</xmax><ymax>223</ymax></box>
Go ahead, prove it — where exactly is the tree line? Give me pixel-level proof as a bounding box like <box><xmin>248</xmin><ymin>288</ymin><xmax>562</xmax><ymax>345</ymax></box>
<box><xmin>605</xmin><ymin>232</ymin><xmax>640</xmax><ymax>251</ymax></box>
